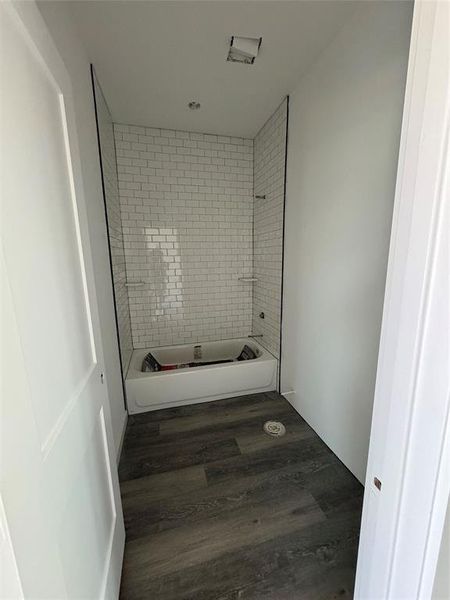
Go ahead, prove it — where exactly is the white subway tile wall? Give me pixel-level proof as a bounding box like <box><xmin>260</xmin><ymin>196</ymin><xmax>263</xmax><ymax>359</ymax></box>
<box><xmin>114</xmin><ymin>124</ymin><xmax>254</xmax><ymax>348</ymax></box>
<box><xmin>252</xmin><ymin>100</ymin><xmax>288</xmax><ymax>358</ymax></box>
<box><xmin>95</xmin><ymin>80</ymin><xmax>133</xmax><ymax>372</ymax></box>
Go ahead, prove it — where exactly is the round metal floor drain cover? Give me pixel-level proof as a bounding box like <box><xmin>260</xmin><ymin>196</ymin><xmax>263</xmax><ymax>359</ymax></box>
<box><xmin>263</xmin><ymin>420</ymin><xmax>286</xmax><ymax>437</ymax></box>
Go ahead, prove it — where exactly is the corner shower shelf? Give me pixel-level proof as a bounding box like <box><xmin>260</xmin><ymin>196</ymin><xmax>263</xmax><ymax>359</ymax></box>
<box><xmin>238</xmin><ymin>277</ymin><xmax>259</xmax><ymax>282</ymax></box>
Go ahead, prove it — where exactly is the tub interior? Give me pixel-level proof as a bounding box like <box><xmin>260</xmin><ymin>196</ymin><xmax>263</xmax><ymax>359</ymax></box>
<box><xmin>125</xmin><ymin>338</ymin><xmax>278</xmax><ymax>412</ymax></box>
<box><xmin>126</xmin><ymin>338</ymin><xmax>273</xmax><ymax>381</ymax></box>
<box><xmin>151</xmin><ymin>340</ymin><xmax>261</xmax><ymax>366</ymax></box>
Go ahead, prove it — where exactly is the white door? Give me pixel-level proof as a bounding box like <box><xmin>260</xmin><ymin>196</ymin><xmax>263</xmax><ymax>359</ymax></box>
<box><xmin>355</xmin><ymin>1</ymin><xmax>449</xmax><ymax>598</ymax></box>
<box><xmin>0</xmin><ymin>2</ymin><xmax>125</xmax><ymax>598</ymax></box>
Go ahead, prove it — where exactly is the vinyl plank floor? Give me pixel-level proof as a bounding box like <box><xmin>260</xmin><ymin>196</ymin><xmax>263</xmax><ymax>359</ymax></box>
<box><xmin>204</xmin><ymin>436</ymin><xmax>331</xmax><ymax>486</ymax></box>
<box><xmin>121</xmin><ymin>512</ymin><xmax>360</xmax><ymax>600</ymax></box>
<box><xmin>123</xmin><ymin>407</ymin><xmax>301</xmax><ymax>452</ymax></box>
<box><xmin>235</xmin><ymin>418</ymin><xmax>315</xmax><ymax>453</ymax></box>
<box><xmin>123</xmin><ymin>464</ymin><xmax>315</xmax><ymax>541</ymax></box>
<box><xmin>119</xmin><ymin>392</ymin><xmax>363</xmax><ymax>599</ymax></box>
<box><xmin>120</xmin><ymin>464</ymin><xmax>207</xmax><ymax>506</ymax></box>
<box><xmin>158</xmin><ymin>396</ymin><xmax>293</xmax><ymax>436</ymax></box>
<box><xmin>124</xmin><ymin>488</ymin><xmax>324</xmax><ymax>581</ymax></box>
<box><xmin>119</xmin><ymin>437</ymin><xmax>240</xmax><ymax>480</ymax></box>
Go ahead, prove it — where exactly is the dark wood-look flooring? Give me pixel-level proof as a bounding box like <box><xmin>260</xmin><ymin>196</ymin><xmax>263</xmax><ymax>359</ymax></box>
<box><xmin>118</xmin><ymin>392</ymin><xmax>363</xmax><ymax>600</ymax></box>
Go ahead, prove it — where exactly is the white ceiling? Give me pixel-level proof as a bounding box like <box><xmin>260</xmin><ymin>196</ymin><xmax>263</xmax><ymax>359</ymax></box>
<box><xmin>68</xmin><ymin>1</ymin><xmax>358</xmax><ymax>138</ymax></box>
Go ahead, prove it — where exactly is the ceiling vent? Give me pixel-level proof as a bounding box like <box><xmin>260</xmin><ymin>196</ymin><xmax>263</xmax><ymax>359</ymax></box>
<box><xmin>227</xmin><ymin>36</ymin><xmax>262</xmax><ymax>65</ymax></box>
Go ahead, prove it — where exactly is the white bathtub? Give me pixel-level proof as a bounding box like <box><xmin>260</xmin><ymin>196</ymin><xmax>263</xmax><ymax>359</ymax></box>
<box><xmin>125</xmin><ymin>338</ymin><xmax>278</xmax><ymax>413</ymax></box>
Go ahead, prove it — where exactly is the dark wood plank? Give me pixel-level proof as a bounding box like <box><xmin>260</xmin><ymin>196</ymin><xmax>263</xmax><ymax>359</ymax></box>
<box><xmin>158</xmin><ymin>396</ymin><xmax>294</xmax><ymax>435</ymax></box>
<box><xmin>301</xmin><ymin>461</ymin><xmax>364</xmax><ymax>515</ymax></box>
<box><xmin>121</xmin><ymin>487</ymin><xmax>325</xmax><ymax>582</ymax></box>
<box><xmin>120</xmin><ymin>509</ymin><xmax>361</xmax><ymax>600</ymax></box>
<box><xmin>123</xmin><ymin>408</ymin><xmax>303</xmax><ymax>452</ymax></box>
<box><xmin>204</xmin><ymin>436</ymin><xmax>331</xmax><ymax>486</ymax></box>
<box><xmin>120</xmin><ymin>464</ymin><xmax>207</xmax><ymax>505</ymax></box>
<box><xmin>126</xmin><ymin>392</ymin><xmax>284</xmax><ymax>426</ymax></box>
<box><xmin>236</xmin><ymin>417</ymin><xmax>315</xmax><ymax>453</ymax></box>
<box><xmin>229</xmin><ymin>560</ymin><xmax>357</xmax><ymax>600</ymax></box>
<box><xmin>119</xmin><ymin>437</ymin><xmax>240</xmax><ymax>481</ymax></box>
<box><xmin>121</xmin><ymin>420</ymin><xmax>159</xmax><ymax>451</ymax></box>
<box><xmin>124</xmin><ymin>416</ymin><xmax>160</xmax><ymax>433</ymax></box>
<box><xmin>122</xmin><ymin>463</ymin><xmax>311</xmax><ymax>541</ymax></box>
<box><xmin>118</xmin><ymin>391</ymin><xmax>363</xmax><ymax>600</ymax></box>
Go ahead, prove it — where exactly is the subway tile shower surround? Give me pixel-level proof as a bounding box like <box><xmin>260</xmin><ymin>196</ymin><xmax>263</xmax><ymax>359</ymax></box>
<box><xmin>252</xmin><ymin>100</ymin><xmax>288</xmax><ymax>358</ymax></box>
<box><xmin>114</xmin><ymin>125</ymin><xmax>254</xmax><ymax>348</ymax></box>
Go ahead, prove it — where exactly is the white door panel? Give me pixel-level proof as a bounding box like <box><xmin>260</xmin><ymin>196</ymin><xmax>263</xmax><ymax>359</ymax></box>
<box><xmin>1</xmin><ymin>0</ymin><xmax>96</xmax><ymax>449</ymax></box>
<box><xmin>0</xmin><ymin>2</ymin><xmax>125</xmax><ymax>598</ymax></box>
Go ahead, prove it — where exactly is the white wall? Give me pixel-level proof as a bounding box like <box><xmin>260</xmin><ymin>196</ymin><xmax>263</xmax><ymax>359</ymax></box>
<box><xmin>281</xmin><ymin>1</ymin><xmax>413</xmax><ymax>483</ymax></box>
<box><xmin>253</xmin><ymin>99</ymin><xmax>287</xmax><ymax>359</ymax></box>
<box><xmin>114</xmin><ymin>123</ymin><xmax>253</xmax><ymax>348</ymax></box>
<box><xmin>37</xmin><ymin>1</ymin><xmax>127</xmax><ymax>458</ymax></box>
<box><xmin>93</xmin><ymin>73</ymin><xmax>133</xmax><ymax>373</ymax></box>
